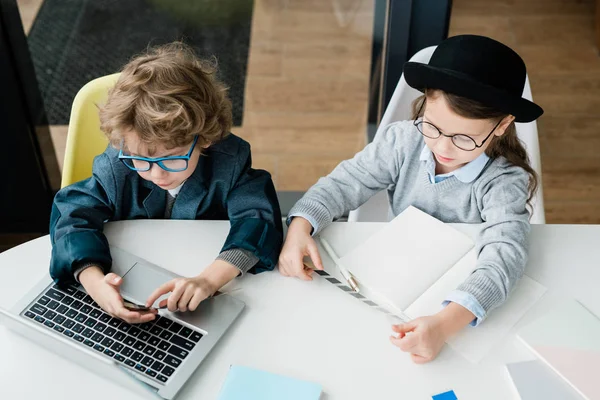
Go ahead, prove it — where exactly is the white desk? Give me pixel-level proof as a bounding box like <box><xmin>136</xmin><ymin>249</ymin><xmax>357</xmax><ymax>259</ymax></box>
<box><xmin>1</xmin><ymin>221</ymin><xmax>599</xmax><ymax>399</ymax></box>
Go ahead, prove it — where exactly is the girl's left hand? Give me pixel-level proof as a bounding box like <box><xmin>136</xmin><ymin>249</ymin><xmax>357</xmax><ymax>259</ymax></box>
<box><xmin>389</xmin><ymin>316</ymin><xmax>448</xmax><ymax>364</ymax></box>
<box><xmin>390</xmin><ymin>302</ymin><xmax>476</xmax><ymax>363</ymax></box>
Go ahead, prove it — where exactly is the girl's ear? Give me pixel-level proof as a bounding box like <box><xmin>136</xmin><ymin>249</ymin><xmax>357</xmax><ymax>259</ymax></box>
<box><xmin>494</xmin><ymin>115</ymin><xmax>516</xmax><ymax>137</ymax></box>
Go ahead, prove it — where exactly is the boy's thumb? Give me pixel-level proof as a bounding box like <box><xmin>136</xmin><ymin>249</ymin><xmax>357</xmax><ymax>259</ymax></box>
<box><xmin>104</xmin><ymin>273</ymin><xmax>122</xmax><ymax>287</ymax></box>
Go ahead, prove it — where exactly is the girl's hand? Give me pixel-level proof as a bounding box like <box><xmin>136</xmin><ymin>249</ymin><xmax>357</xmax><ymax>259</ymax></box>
<box><xmin>389</xmin><ymin>316</ymin><xmax>448</xmax><ymax>363</ymax></box>
<box><xmin>278</xmin><ymin>217</ymin><xmax>324</xmax><ymax>281</ymax></box>
<box><xmin>80</xmin><ymin>267</ymin><xmax>157</xmax><ymax>324</ymax></box>
<box><xmin>389</xmin><ymin>302</ymin><xmax>475</xmax><ymax>363</ymax></box>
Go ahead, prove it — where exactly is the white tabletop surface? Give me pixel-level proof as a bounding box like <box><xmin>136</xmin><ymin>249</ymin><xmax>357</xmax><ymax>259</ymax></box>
<box><xmin>1</xmin><ymin>220</ymin><xmax>599</xmax><ymax>399</ymax></box>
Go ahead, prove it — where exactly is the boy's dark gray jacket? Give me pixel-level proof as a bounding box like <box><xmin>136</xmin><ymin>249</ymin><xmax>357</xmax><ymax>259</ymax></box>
<box><xmin>49</xmin><ymin>133</ymin><xmax>283</xmax><ymax>284</ymax></box>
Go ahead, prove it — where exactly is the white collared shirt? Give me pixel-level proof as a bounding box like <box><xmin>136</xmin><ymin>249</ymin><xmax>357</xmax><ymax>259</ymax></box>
<box><xmin>419</xmin><ymin>145</ymin><xmax>490</xmax><ymax>184</ymax></box>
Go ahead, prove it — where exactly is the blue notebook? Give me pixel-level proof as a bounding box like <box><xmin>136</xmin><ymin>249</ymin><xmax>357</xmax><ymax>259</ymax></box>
<box><xmin>218</xmin><ymin>365</ymin><xmax>322</xmax><ymax>400</ymax></box>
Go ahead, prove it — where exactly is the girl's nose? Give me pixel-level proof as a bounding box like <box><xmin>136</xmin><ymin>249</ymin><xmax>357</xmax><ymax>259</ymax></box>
<box><xmin>435</xmin><ymin>135</ymin><xmax>454</xmax><ymax>154</ymax></box>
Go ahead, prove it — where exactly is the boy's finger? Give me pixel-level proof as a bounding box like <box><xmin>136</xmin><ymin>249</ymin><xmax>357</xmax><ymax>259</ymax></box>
<box><xmin>177</xmin><ymin>286</ymin><xmax>196</xmax><ymax>312</ymax></box>
<box><xmin>145</xmin><ymin>280</ymin><xmax>176</xmax><ymax>307</ymax></box>
<box><xmin>307</xmin><ymin>243</ymin><xmax>324</xmax><ymax>270</ymax></box>
<box><xmin>125</xmin><ymin>311</ymin><xmax>156</xmax><ymax>324</ymax></box>
<box><xmin>116</xmin><ymin>306</ymin><xmax>155</xmax><ymax>324</ymax></box>
<box><xmin>188</xmin><ymin>291</ymin><xmax>208</xmax><ymax>312</ymax></box>
<box><xmin>105</xmin><ymin>273</ymin><xmax>122</xmax><ymax>287</ymax></box>
<box><xmin>167</xmin><ymin>283</ymin><xmax>187</xmax><ymax>312</ymax></box>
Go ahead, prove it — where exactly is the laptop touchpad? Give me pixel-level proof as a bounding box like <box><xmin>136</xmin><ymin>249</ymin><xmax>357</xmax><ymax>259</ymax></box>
<box><xmin>119</xmin><ymin>262</ymin><xmax>178</xmax><ymax>306</ymax></box>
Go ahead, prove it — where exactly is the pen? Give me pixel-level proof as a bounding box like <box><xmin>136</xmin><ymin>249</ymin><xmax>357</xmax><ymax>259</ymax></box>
<box><xmin>318</xmin><ymin>237</ymin><xmax>360</xmax><ymax>293</ymax></box>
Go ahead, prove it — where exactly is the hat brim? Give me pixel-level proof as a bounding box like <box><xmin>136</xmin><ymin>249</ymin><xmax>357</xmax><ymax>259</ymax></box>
<box><xmin>403</xmin><ymin>62</ymin><xmax>543</xmax><ymax>123</ymax></box>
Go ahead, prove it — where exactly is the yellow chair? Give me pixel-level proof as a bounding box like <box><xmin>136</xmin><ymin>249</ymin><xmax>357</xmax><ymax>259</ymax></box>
<box><xmin>60</xmin><ymin>73</ymin><xmax>121</xmax><ymax>188</ymax></box>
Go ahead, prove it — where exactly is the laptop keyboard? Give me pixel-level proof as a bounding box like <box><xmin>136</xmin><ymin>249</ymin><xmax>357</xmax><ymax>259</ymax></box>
<box><xmin>21</xmin><ymin>284</ymin><xmax>204</xmax><ymax>385</ymax></box>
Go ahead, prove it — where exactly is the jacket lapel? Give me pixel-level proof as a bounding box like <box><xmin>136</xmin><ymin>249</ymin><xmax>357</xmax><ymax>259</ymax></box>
<box><xmin>140</xmin><ymin>156</ymin><xmax>209</xmax><ymax>219</ymax></box>
<box><xmin>170</xmin><ymin>156</ymin><xmax>209</xmax><ymax>219</ymax></box>
<box><xmin>142</xmin><ymin>181</ymin><xmax>166</xmax><ymax>218</ymax></box>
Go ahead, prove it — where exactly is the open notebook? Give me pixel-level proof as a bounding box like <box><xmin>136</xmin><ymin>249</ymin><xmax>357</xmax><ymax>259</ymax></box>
<box><xmin>317</xmin><ymin>206</ymin><xmax>546</xmax><ymax>363</ymax></box>
<box><xmin>517</xmin><ymin>299</ymin><xmax>600</xmax><ymax>400</ymax></box>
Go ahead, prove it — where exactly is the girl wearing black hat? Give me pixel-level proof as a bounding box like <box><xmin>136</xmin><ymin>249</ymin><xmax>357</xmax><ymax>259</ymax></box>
<box><xmin>279</xmin><ymin>35</ymin><xmax>543</xmax><ymax>363</ymax></box>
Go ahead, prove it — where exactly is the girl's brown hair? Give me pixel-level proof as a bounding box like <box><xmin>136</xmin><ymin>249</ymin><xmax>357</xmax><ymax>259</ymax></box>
<box><xmin>412</xmin><ymin>89</ymin><xmax>539</xmax><ymax>211</ymax></box>
<box><xmin>99</xmin><ymin>42</ymin><xmax>232</xmax><ymax>153</ymax></box>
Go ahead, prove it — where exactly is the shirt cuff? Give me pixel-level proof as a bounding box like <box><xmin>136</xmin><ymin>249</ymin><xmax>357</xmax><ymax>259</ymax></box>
<box><xmin>217</xmin><ymin>249</ymin><xmax>259</xmax><ymax>275</ymax></box>
<box><xmin>442</xmin><ymin>290</ymin><xmax>486</xmax><ymax>327</ymax></box>
<box><xmin>287</xmin><ymin>212</ymin><xmax>318</xmax><ymax>236</ymax></box>
<box><xmin>73</xmin><ymin>262</ymin><xmax>102</xmax><ymax>283</ymax></box>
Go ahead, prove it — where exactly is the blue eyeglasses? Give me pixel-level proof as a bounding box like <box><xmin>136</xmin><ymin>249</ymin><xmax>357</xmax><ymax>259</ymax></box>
<box><xmin>118</xmin><ymin>136</ymin><xmax>199</xmax><ymax>172</ymax></box>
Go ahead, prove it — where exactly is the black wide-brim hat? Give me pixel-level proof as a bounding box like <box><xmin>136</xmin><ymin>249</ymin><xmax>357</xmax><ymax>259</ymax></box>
<box><xmin>404</xmin><ymin>35</ymin><xmax>543</xmax><ymax>122</ymax></box>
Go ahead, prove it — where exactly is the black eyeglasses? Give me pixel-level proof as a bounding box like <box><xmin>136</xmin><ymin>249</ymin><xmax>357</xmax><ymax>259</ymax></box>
<box><xmin>413</xmin><ymin>100</ymin><xmax>502</xmax><ymax>151</ymax></box>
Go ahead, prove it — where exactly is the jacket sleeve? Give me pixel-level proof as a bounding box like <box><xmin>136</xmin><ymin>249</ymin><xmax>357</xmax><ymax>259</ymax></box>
<box><xmin>219</xmin><ymin>144</ymin><xmax>283</xmax><ymax>274</ymax></box>
<box><xmin>49</xmin><ymin>154</ymin><xmax>116</xmax><ymax>284</ymax></box>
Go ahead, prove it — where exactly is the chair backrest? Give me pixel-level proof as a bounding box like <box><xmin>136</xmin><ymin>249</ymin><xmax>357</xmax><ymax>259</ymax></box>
<box><xmin>60</xmin><ymin>73</ymin><xmax>121</xmax><ymax>188</ymax></box>
<box><xmin>369</xmin><ymin>46</ymin><xmax>545</xmax><ymax>223</ymax></box>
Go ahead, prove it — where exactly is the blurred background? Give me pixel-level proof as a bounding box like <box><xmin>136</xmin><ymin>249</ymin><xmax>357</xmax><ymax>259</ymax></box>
<box><xmin>1</xmin><ymin>0</ymin><xmax>599</xmax><ymax>251</ymax></box>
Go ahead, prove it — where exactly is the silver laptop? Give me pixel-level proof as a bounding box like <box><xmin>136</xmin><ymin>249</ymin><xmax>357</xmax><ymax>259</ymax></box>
<box><xmin>0</xmin><ymin>246</ymin><xmax>245</xmax><ymax>399</ymax></box>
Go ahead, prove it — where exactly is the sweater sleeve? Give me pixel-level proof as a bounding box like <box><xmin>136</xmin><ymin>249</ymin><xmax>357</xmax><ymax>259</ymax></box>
<box><xmin>288</xmin><ymin>122</ymin><xmax>408</xmax><ymax>235</ymax></box>
<box><xmin>456</xmin><ymin>163</ymin><xmax>531</xmax><ymax>320</ymax></box>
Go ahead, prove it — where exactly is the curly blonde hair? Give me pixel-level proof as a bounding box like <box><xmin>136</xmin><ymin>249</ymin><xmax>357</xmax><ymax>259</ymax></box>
<box><xmin>99</xmin><ymin>42</ymin><xmax>232</xmax><ymax>153</ymax></box>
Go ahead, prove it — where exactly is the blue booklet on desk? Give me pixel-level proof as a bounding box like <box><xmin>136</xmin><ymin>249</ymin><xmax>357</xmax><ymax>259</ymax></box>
<box><xmin>218</xmin><ymin>365</ymin><xmax>322</xmax><ymax>400</ymax></box>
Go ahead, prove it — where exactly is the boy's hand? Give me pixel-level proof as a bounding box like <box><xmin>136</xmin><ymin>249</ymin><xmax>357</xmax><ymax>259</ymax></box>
<box><xmin>145</xmin><ymin>260</ymin><xmax>239</xmax><ymax>312</ymax></box>
<box><xmin>389</xmin><ymin>302</ymin><xmax>475</xmax><ymax>364</ymax></box>
<box><xmin>79</xmin><ymin>266</ymin><xmax>157</xmax><ymax>324</ymax></box>
<box><xmin>278</xmin><ymin>217</ymin><xmax>323</xmax><ymax>281</ymax></box>
<box><xmin>145</xmin><ymin>276</ymin><xmax>215</xmax><ymax>312</ymax></box>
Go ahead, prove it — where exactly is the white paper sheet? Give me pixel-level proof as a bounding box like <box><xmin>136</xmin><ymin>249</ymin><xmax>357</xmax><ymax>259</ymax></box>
<box><xmin>447</xmin><ymin>275</ymin><xmax>546</xmax><ymax>364</ymax></box>
<box><xmin>517</xmin><ymin>299</ymin><xmax>600</xmax><ymax>400</ymax></box>
<box><xmin>506</xmin><ymin>360</ymin><xmax>583</xmax><ymax>400</ymax></box>
<box><xmin>338</xmin><ymin>206</ymin><xmax>474</xmax><ymax>310</ymax></box>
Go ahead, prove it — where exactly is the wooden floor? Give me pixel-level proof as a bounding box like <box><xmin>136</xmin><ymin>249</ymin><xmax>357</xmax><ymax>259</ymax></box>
<box><xmin>451</xmin><ymin>0</ymin><xmax>600</xmax><ymax>224</ymax></box>
<box><xmin>16</xmin><ymin>0</ymin><xmax>600</xmax><ymax>225</ymax></box>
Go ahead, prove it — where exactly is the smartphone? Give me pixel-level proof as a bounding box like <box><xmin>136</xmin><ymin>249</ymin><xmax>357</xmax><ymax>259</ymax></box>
<box><xmin>123</xmin><ymin>300</ymin><xmax>152</xmax><ymax>311</ymax></box>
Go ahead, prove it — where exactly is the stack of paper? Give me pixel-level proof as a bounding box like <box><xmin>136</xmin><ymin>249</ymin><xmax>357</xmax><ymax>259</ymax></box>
<box><xmin>506</xmin><ymin>360</ymin><xmax>583</xmax><ymax>400</ymax></box>
<box><xmin>517</xmin><ymin>299</ymin><xmax>600</xmax><ymax>400</ymax></box>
